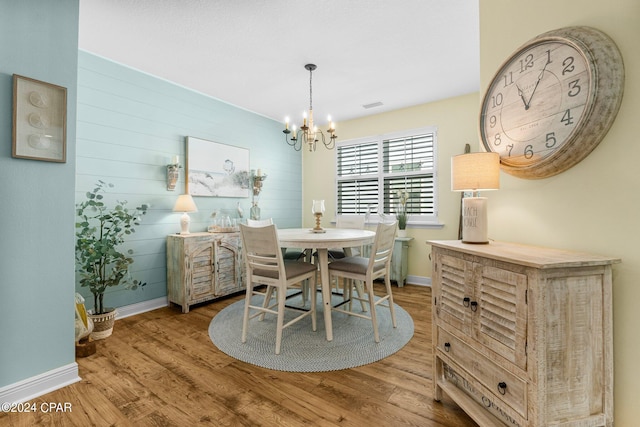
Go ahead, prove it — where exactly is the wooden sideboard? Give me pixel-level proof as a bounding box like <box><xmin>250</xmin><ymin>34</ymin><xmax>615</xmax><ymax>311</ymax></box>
<box><xmin>429</xmin><ymin>240</ymin><xmax>619</xmax><ymax>426</ymax></box>
<box><xmin>167</xmin><ymin>232</ymin><xmax>245</xmax><ymax>313</ymax></box>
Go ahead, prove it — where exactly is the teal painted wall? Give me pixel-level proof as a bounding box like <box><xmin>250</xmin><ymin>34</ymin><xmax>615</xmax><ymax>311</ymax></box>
<box><xmin>76</xmin><ymin>51</ymin><xmax>303</xmax><ymax>310</ymax></box>
<box><xmin>0</xmin><ymin>0</ymin><xmax>79</xmax><ymax>386</ymax></box>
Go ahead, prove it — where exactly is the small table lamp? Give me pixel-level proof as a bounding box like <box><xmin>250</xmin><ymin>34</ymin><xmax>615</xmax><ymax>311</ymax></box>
<box><xmin>451</xmin><ymin>152</ymin><xmax>500</xmax><ymax>244</ymax></box>
<box><xmin>173</xmin><ymin>194</ymin><xmax>198</xmax><ymax>235</ymax></box>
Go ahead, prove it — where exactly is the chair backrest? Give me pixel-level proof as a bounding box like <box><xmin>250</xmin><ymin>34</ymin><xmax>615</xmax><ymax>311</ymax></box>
<box><xmin>246</xmin><ymin>218</ymin><xmax>273</xmax><ymax>227</ymax></box>
<box><xmin>336</xmin><ymin>214</ymin><xmax>366</xmax><ymax>229</ymax></box>
<box><xmin>239</xmin><ymin>223</ymin><xmax>284</xmax><ymax>282</ymax></box>
<box><xmin>368</xmin><ymin>221</ymin><xmax>397</xmax><ymax>275</ymax></box>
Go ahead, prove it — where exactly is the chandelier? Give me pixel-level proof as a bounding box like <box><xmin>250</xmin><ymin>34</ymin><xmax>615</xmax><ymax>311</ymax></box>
<box><xmin>283</xmin><ymin>64</ymin><xmax>337</xmax><ymax>152</ymax></box>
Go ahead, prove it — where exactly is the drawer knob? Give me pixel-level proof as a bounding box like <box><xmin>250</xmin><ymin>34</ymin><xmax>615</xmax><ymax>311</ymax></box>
<box><xmin>470</xmin><ymin>301</ymin><xmax>478</xmax><ymax>312</ymax></box>
<box><xmin>444</xmin><ymin>342</ymin><xmax>451</xmax><ymax>352</ymax></box>
<box><xmin>463</xmin><ymin>297</ymin><xmax>470</xmax><ymax>307</ymax></box>
<box><xmin>497</xmin><ymin>382</ymin><xmax>507</xmax><ymax>395</ymax></box>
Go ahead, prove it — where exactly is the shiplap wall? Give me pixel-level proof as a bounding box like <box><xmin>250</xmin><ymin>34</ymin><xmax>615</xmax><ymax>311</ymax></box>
<box><xmin>76</xmin><ymin>51</ymin><xmax>302</xmax><ymax>310</ymax></box>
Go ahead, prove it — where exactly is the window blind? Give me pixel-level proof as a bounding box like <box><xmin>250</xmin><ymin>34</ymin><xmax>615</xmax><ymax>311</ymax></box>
<box><xmin>336</xmin><ymin>128</ymin><xmax>438</xmax><ymax>221</ymax></box>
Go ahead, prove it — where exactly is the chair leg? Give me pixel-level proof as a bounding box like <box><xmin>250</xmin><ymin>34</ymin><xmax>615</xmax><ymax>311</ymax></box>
<box><xmin>384</xmin><ymin>275</ymin><xmax>397</xmax><ymax>328</ymax></box>
<box><xmin>366</xmin><ymin>279</ymin><xmax>380</xmax><ymax>343</ymax></box>
<box><xmin>259</xmin><ymin>285</ymin><xmax>275</xmax><ymax>321</ymax></box>
<box><xmin>241</xmin><ymin>283</ymin><xmax>253</xmax><ymax>344</ymax></box>
<box><xmin>310</xmin><ymin>275</ymin><xmax>317</xmax><ymax>332</ymax></box>
<box><xmin>353</xmin><ymin>279</ymin><xmax>367</xmax><ymax>312</ymax></box>
<box><xmin>301</xmin><ymin>278</ymin><xmax>309</xmax><ymax>305</ymax></box>
<box><xmin>275</xmin><ymin>286</ymin><xmax>286</xmax><ymax>355</ymax></box>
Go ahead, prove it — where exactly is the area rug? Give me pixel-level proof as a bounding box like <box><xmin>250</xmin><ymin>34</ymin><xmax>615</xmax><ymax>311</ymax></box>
<box><xmin>208</xmin><ymin>292</ymin><xmax>414</xmax><ymax>372</ymax></box>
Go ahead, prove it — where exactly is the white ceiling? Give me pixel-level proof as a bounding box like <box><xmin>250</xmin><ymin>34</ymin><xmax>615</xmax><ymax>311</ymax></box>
<box><xmin>78</xmin><ymin>0</ymin><xmax>480</xmax><ymax>128</ymax></box>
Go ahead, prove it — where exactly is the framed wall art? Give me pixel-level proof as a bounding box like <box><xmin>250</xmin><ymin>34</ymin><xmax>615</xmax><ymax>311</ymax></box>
<box><xmin>12</xmin><ymin>74</ymin><xmax>67</xmax><ymax>162</ymax></box>
<box><xmin>186</xmin><ymin>136</ymin><xmax>250</xmax><ymax>197</ymax></box>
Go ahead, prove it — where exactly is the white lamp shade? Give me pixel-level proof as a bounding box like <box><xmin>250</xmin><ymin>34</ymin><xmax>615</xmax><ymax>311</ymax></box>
<box><xmin>173</xmin><ymin>194</ymin><xmax>198</xmax><ymax>213</ymax></box>
<box><xmin>451</xmin><ymin>152</ymin><xmax>500</xmax><ymax>191</ymax></box>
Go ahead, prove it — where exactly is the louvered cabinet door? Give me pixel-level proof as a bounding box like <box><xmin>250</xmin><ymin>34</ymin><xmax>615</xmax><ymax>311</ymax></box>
<box><xmin>475</xmin><ymin>264</ymin><xmax>528</xmax><ymax>370</ymax></box>
<box><xmin>185</xmin><ymin>238</ymin><xmax>216</xmax><ymax>302</ymax></box>
<box><xmin>434</xmin><ymin>252</ymin><xmax>474</xmax><ymax>336</ymax></box>
<box><xmin>214</xmin><ymin>233</ymin><xmax>243</xmax><ymax>296</ymax></box>
<box><xmin>167</xmin><ymin>233</ymin><xmax>216</xmax><ymax>313</ymax></box>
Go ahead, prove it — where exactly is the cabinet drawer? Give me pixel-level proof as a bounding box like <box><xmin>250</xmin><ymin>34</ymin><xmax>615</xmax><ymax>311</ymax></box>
<box><xmin>437</xmin><ymin>327</ymin><xmax>527</xmax><ymax>418</ymax></box>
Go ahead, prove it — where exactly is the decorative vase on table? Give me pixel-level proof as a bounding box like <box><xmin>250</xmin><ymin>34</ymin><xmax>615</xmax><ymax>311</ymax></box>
<box><xmin>395</xmin><ymin>189</ymin><xmax>409</xmax><ymax>237</ymax></box>
<box><xmin>397</xmin><ymin>203</ymin><xmax>407</xmax><ymax>237</ymax></box>
<box><xmin>250</xmin><ymin>202</ymin><xmax>261</xmax><ymax>220</ymax></box>
<box><xmin>89</xmin><ymin>309</ymin><xmax>117</xmax><ymax>340</ymax></box>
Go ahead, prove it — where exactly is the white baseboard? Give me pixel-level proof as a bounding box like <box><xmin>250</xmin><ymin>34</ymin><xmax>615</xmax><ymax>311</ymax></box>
<box><xmin>116</xmin><ymin>296</ymin><xmax>169</xmax><ymax>319</ymax></box>
<box><xmin>0</xmin><ymin>297</ymin><xmax>168</xmax><ymax>405</ymax></box>
<box><xmin>0</xmin><ymin>363</ymin><xmax>80</xmax><ymax>404</ymax></box>
<box><xmin>406</xmin><ymin>275</ymin><xmax>431</xmax><ymax>287</ymax></box>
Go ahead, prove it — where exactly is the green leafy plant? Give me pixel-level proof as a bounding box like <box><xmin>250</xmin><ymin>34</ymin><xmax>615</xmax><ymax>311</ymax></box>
<box><xmin>75</xmin><ymin>181</ymin><xmax>148</xmax><ymax>314</ymax></box>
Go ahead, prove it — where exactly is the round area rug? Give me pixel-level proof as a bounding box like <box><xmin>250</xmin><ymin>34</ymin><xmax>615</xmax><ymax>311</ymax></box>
<box><xmin>209</xmin><ymin>292</ymin><xmax>414</xmax><ymax>372</ymax></box>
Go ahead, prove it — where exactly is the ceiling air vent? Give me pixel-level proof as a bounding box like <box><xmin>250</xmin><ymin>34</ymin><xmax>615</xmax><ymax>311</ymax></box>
<box><xmin>362</xmin><ymin>101</ymin><xmax>384</xmax><ymax>109</ymax></box>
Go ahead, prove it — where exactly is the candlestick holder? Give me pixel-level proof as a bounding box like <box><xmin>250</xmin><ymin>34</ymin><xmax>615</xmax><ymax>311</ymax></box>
<box><xmin>313</xmin><ymin>212</ymin><xmax>325</xmax><ymax>233</ymax></box>
<box><xmin>252</xmin><ymin>172</ymin><xmax>267</xmax><ymax>196</ymax></box>
<box><xmin>166</xmin><ymin>163</ymin><xmax>181</xmax><ymax>191</ymax></box>
<box><xmin>311</xmin><ymin>199</ymin><xmax>326</xmax><ymax>233</ymax></box>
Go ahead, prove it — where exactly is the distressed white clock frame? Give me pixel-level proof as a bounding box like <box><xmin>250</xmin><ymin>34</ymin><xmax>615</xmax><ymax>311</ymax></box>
<box><xmin>480</xmin><ymin>26</ymin><xmax>624</xmax><ymax>179</ymax></box>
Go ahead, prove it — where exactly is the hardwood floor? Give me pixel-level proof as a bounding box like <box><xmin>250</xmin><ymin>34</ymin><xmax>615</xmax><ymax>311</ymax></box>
<box><xmin>2</xmin><ymin>284</ymin><xmax>476</xmax><ymax>427</ymax></box>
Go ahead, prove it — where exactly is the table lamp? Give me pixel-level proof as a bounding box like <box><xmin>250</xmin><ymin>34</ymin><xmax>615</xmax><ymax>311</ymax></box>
<box><xmin>173</xmin><ymin>194</ymin><xmax>198</xmax><ymax>235</ymax></box>
<box><xmin>451</xmin><ymin>152</ymin><xmax>500</xmax><ymax>243</ymax></box>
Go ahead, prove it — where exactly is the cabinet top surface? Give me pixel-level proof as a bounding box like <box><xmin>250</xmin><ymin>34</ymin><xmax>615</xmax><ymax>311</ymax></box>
<box><xmin>168</xmin><ymin>231</ymin><xmax>239</xmax><ymax>239</ymax></box>
<box><xmin>427</xmin><ymin>240</ymin><xmax>620</xmax><ymax>269</ymax></box>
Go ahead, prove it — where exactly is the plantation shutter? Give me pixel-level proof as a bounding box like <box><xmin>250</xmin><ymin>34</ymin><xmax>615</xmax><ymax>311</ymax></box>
<box><xmin>336</xmin><ymin>129</ymin><xmax>438</xmax><ymax>222</ymax></box>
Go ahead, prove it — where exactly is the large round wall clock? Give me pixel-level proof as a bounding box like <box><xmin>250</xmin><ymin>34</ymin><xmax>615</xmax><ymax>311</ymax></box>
<box><xmin>479</xmin><ymin>26</ymin><xmax>624</xmax><ymax>179</ymax></box>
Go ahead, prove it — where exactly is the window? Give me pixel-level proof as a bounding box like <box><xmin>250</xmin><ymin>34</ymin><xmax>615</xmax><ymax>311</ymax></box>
<box><xmin>336</xmin><ymin>127</ymin><xmax>439</xmax><ymax>226</ymax></box>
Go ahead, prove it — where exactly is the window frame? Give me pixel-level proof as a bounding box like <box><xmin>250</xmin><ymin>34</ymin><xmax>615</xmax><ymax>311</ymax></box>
<box><xmin>335</xmin><ymin>126</ymin><xmax>441</xmax><ymax>228</ymax></box>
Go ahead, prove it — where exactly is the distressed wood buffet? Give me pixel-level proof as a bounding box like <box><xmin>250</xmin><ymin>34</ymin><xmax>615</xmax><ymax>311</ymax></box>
<box><xmin>167</xmin><ymin>232</ymin><xmax>244</xmax><ymax>313</ymax></box>
<box><xmin>429</xmin><ymin>240</ymin><xmax>619</xmax><ymax>427</ymax></box>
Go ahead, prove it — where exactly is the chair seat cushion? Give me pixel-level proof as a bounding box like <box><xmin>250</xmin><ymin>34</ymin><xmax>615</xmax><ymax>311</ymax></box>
<box><xmin>254</xmin><ymin>260</ymin><xmax>316</xmax><ymax>279</ymax></box>
<box><xmin>328</xmin><ymin>256</ymin><xmax>370</xmax><ymax>275</ymax></box>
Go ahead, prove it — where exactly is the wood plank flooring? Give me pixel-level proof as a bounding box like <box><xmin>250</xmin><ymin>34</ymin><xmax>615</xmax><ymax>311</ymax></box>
<box><xmin>1</xmin><ymin>284</ymin><xmax>476</xmax><ymax>426</ymax></box>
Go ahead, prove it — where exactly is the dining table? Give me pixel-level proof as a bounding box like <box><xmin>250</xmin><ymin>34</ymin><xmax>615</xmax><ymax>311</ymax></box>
<box><xmin>277</xmin><ymin>227</ymin><xmax>375</xmax><ymax>341</ymax></box>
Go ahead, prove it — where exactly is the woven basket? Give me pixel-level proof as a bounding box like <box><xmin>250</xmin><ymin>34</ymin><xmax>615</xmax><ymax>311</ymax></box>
<box><xmin>89</xmin><ymin>309</ymin><xmax>117</xmax><ymax>340</ymax></box>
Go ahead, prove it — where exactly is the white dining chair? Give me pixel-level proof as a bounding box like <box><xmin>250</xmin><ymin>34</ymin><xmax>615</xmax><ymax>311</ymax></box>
<box><xmin>248</xmin><ymin>217</ymin><xmax>307</xmax><ymax>262</ymax></box>
<box><xmin>245</xmin><ymin>217</ymin><xmax>310</xmax><ymax>305</ymax></box>
<box><xmin>240</xmin><ymin>223</ymin><xmax>317</xmax><ymax>354</ymax></box>
<box><xmin>329</xmin><ymin>214</ymin><xmax>367</xmax><ymax>259</ymax></box>
<box><xmin>246</xmin><ymin>218</ymin><xmax>273</xmax><ymax>227</ymax></box>
<box><xmin>328</xmin><ymin>221</ymin><xmax>398</xmax><ymax>342</ymax></box>
<box><xmin>327</xmin><ymin>215</ymin><xmax>368</xmax><ymax>309</ymax></box>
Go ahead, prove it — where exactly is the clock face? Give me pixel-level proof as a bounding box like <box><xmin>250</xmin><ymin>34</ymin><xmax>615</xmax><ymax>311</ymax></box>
<box><xmin>479</xmin><ymin>27</ymin><xmax>624</xmax><ymax>180</ymax></box>
<box><xmin>480</xmin><ymin>40</ymin><xmax>592</xmax><ymax>169</ymax></box>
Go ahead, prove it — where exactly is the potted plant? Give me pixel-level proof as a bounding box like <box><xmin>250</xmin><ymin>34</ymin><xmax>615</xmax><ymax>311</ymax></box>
<box><xmin>75</xmin><ymin>181</ymin><xmax>148</xmax><ymax>339</ymax></box>
<box><xmin>395</xmin><ymin>189</ymin><xmax>409</xmax><ymax>236</ymax></box>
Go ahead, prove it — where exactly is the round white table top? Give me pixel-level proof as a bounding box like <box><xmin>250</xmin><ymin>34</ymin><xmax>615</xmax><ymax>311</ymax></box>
<box><xmin>277</xmin><ymin>227</ymin><xmax>375</xmax><ymax>249</ymax></box>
